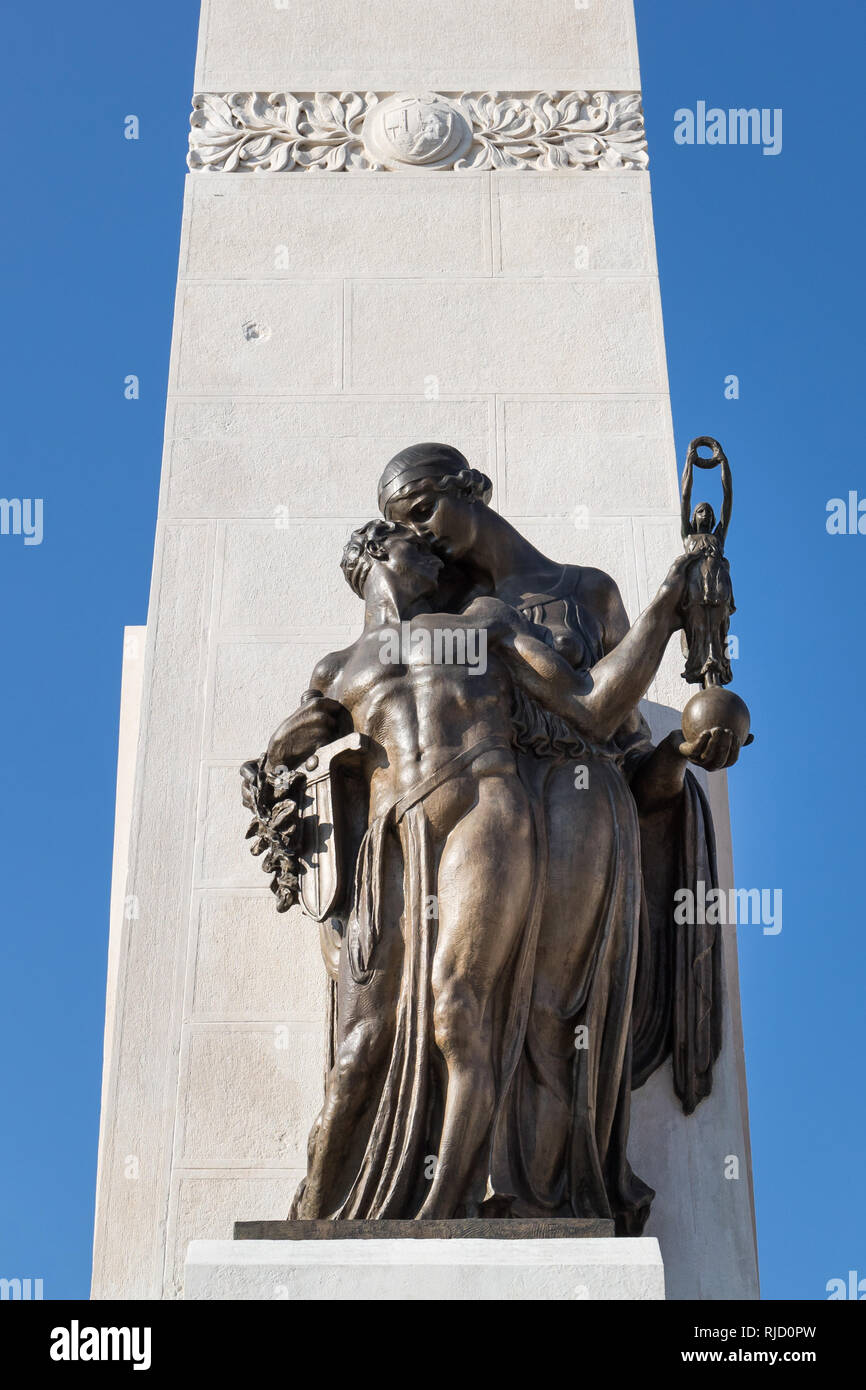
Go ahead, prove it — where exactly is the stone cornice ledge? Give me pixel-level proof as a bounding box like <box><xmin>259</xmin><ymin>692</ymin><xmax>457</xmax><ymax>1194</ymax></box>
<box><xmin>188</xmin><ymin>90</ymin><xmax>648</xmax><ymax>173</ymax></box>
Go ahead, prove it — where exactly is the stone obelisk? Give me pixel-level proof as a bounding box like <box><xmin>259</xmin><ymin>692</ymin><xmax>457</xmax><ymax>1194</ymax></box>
<box><xmin>92</xmin><ymin>0</ymin><xmax>759</xmax><ymax>1299</ymax></box>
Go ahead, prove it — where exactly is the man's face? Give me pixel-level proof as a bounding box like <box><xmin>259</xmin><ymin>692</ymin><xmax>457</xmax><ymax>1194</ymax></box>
<box><xmin>376</xmin><ymin>531</ymin><xmax>443</xmax><ymax>603</ymax></box>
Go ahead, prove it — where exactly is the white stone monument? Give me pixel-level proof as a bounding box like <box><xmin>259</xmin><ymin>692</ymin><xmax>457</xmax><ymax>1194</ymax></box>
<box><xmin>92</xmin><ymin>0</ymin><xmax>759</xmax><ymax>1301</ymax></box>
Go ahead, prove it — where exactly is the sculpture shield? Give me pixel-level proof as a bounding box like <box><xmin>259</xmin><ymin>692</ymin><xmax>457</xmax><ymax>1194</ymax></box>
<box><xmin>296</xmin><ymin>732</ymin><xmax>369</xmax><ymax>921</ymax></box>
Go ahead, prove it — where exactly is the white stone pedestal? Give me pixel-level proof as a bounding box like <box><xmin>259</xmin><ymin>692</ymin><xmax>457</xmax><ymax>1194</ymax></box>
<box><xmin>184</xmin><ymin>1238</ymin><xmax>665</xmax><ymax>1301</ymax></box>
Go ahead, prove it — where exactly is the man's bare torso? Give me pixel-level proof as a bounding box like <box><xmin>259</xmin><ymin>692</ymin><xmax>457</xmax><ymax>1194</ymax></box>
<box><xmin>323</xmin><ymin>609</ymin><xmax>519</xmax><ymax>821</ymax></box>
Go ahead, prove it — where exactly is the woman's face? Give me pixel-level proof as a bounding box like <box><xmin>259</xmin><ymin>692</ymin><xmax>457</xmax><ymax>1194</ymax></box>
<box><xmin>386</xmin><ymin>483</ymin><xmax>479</xmax><ymax>560</ymax></box>
<box><xmin>693</xmin><ymin>502</ymin><xmax>714</xmax><ymax>532</ymax></box>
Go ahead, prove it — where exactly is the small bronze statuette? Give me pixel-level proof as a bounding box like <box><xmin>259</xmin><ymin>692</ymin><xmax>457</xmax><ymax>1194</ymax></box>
<box><xmin>679</xmin><ymin>436</ymin><xmax>753</xmax><ymax>756</ymax></box>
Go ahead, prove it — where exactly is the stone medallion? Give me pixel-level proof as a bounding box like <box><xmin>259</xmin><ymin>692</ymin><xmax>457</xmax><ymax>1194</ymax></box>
<box><xmin>362</xmin><ymin>93</ymin><xmax>471</xmax><ymax>170</ymax></box>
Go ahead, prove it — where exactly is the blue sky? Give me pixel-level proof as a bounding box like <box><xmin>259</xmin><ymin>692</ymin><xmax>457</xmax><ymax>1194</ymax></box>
<box><xmin>1</xmin><ymin>0</ymin><xmax>863</xmax><ymax>1300</ymax></box>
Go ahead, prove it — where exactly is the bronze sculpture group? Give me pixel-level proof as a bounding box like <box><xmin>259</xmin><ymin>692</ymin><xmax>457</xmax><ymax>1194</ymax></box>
<box><xmin>241</xmin><ymin>437</ymin><xmax>750</xmax><ymax>1233</ymax></box>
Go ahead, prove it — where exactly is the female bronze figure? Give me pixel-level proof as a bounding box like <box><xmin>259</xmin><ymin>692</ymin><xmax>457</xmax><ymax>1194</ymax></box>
<box><xmin>375</xmin><ymin>442</ymin><xmax>742</xmax><ymax>1227</ymax></box>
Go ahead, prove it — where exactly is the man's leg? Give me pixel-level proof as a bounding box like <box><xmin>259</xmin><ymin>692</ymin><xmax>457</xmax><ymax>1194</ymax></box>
<box><xmin>418</xmin><ymin>772</ymin><xmax>534</xmax><ymax>1219</ymax></box>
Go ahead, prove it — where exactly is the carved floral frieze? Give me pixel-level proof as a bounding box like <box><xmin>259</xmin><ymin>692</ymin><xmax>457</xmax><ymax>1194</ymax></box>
<box><xmin>188</xmin><ymin>90</ymin><xmax>648</xmax><ymax>173</ymax></box>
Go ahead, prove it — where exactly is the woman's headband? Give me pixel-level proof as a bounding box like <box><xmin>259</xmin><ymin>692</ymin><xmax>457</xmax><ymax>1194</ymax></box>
<box><xmin>377</xmin><ymin>443</ymin><xmax>470</xmax><ymax>513</ymax></box>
